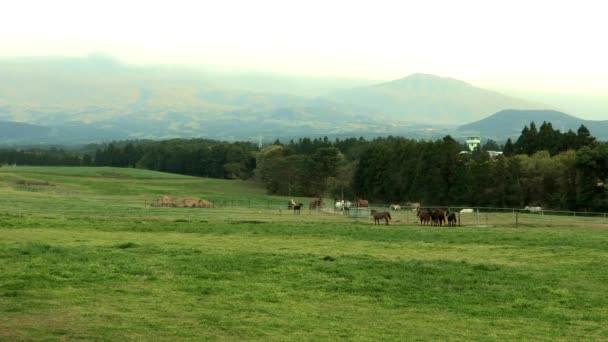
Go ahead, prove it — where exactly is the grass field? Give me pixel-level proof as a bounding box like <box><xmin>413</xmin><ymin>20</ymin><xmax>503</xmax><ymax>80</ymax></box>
<box><xmin>1</xmin><ymin>167</ymin><xmax>608</xmax><ymax>340</ymax></box>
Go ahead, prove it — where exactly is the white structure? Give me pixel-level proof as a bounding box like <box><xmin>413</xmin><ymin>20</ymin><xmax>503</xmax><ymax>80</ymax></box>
<box><xmin>466</xmin><ymin>136</ymin><xmax>481</xmax><ymax>152</ymax></box>
<box><xmin>488</xmin><ymin>151</ymin><xmax>503</xmax><ymax>158</ymax></box>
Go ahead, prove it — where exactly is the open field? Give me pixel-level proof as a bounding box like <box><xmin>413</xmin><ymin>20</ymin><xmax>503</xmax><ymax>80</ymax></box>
<box><xmin>1</xmin><ymin>167</ymin><xmax>608</xmax><ymax>340</ymax></box>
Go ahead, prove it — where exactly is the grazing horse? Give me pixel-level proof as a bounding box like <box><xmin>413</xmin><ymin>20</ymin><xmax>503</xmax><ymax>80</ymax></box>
<box><xmin>416</xmin><ymin>208</ymin><xmax>431</xmax><ymax>225</ymax></box>
<box><xmin>293</xmin><ymin>203</ymin><xmax>303</xmax><ymax>214</ymax></box>
<box><xmin>288</xmin><ymin>199</ymin><xmax>296</xmax><ymax>209</ymax></box>
<box><xmin>371</xmin><ymin>210</ymin><xmax>391</xmax><ymax>225</ymax></box>
<box><xmin>447</xmin><ymin>212</ymin><xmax>457</xmax><ymax>226</ymax></box>
<box><xmin>390</xmin><ymin>204</ymin><xmax>401</xmax><ymax>211</ymax></box>
<box><xmin>356</xmin><ymin>198</ymin><xmax>369</xmax><ymax>207</ymax></box>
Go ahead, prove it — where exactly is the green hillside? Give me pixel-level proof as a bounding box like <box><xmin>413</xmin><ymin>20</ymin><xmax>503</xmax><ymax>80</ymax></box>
<box><xmin>1</xmin><ymin>166</ymin><xmax>608</xmax><ymax>340</ymax></box>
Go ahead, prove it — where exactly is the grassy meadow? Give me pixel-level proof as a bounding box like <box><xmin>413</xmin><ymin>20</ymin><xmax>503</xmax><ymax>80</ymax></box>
<box><xmin>1</xmin><ymin>166</ymin><xmax>608</xmax><ymax>341</ymax></box>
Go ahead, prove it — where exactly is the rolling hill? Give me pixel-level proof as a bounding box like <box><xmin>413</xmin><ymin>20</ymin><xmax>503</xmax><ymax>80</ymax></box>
<box><xmin>0</xmin><ymin>56</ymin><xmax>581</xmax><ymax>144</ymax></box>
<box><xmin>325</xmin><ymin>73</ymin><xmax>548</xmax><ymax>124</ymax></box>
<box><xmin>456</xmin><ymin>109</ymin><xmax>608</xmax><ymax>140</ymax></box>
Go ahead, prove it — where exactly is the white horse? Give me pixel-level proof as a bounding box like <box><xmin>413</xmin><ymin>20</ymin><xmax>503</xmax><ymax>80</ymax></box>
<box><xmin>524</xmin><ymin>206</ymin><xmax>542</xmax><ymax>213</ymax></box>
<box><xmin>335</xmin><ymin>200</ymin><xmax>352</xmax><ymax>213</ymax></box>
<box><xmin>390</xmin><ymin>204</ymin><xmax>401</xmax><ymax>211</ymax></box>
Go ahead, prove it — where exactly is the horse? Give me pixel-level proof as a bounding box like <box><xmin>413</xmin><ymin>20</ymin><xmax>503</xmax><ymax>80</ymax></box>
<box><xmin>293</xmin><ymin>203</ymin><xmax>303</xmax><ymax>214</ymax></box>
<box><xmin>371</xmin><ymin>209</ymin><xmax>391</xmax><ymax>225</ymax></box>
<box><xmin>288</xmin><ymin>199</ymin><xmax>296</xmax><ymax>209</ymax></box>
<box><xmin>524</xmin><ymin>206</ymin><xmax>542</xmax><ymax>213</ymax></box>
<box><xmin>309</xmin><ymin>197</ymin><xmax>323</xmax><ymax>210</ymax></box>
<box><xmin>406</xmin><ymin>202</ymin><xmax>421</xmax><ymax>210</ymax></box>
<box><xmin>335</xmin><ymin>200</ymin><xmax>352</xmax><ymax>213</ymax></box>
<box><xmin>356</xmin><ymin>198</ymin><xmax>369</xmax><ymax>207</ymax></box>
<box><xmin>433</xmin><ymin>209</ymin><xmax>446</xmax><ymax>226</ymax></box>
<box><xmin>390</xmin><ymin>204</ymin><xmax>401</xmax><ymax>211</ymax></box>
<box><xmin>447</xmin><ymin>212</ymin><xmax>457</xmax><ymax>226</ymax></box>
<box><xmin>416</xmin><ymin>208</ymin><xmax>431</xmax><ymax>225</ymax></box>
<box><xmin>335</xmin><ymin>200</ymin><xmax>344</xmax><ymax>212</ymax></box>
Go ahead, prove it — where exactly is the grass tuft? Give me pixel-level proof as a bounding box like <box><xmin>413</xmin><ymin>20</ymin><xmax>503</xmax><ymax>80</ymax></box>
<box><xmin>115</xmin><ymin>242</ymin><xmax>139</xmax><ymax>249</ymax></box>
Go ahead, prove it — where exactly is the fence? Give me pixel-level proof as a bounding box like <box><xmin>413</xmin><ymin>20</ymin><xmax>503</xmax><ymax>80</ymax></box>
<box><xmin>0</xmin><ymin>196</ymin><xmax>607</xmax><ymax>228</ymax></box>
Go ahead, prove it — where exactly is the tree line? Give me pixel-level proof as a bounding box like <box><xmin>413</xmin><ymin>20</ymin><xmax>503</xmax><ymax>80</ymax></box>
<box><xmin>1</xmin><ymin>122</ymin><xmax>606</xmax><ymax>211</ymax></box>
<box><xmin>352</xmin><ymin>123</ymin><xmax>604</xmax><ymax>211</ymax></box>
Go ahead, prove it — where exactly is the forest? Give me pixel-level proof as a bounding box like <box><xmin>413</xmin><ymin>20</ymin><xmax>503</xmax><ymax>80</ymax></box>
<box><xmin>1</xmin><ymin>122</ymin><xmax>606</xmax><ymax>211</ymax></box>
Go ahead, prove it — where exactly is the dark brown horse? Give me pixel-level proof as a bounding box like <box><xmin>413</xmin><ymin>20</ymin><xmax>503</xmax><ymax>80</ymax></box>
<box><xmin>293</xmin><ymin>203</ymin><xmax>303</xmax><ymax>214</ymax></box>
<box><xmin>416</xmin><ymin>208</ymin><xmax>431</xmax><ymax>225</ymax></box>
<box><xmin>371</xmin><ymin>209</ymin><xmax>391</xmax><ymax>225</ymax></box>
<box><xmin>433</xmin><ymin>209</ymin><xmax>446</xmax><ymax>226</ymax></box>
<box><xmin>447</xmin><ymin>212</ymin><xmax>457</xmax><ymax>226</ymax></box>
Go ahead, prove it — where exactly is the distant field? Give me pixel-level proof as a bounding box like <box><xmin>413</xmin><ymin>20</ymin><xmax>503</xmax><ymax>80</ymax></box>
<box><xmin>1</xmin><ymin>167</ymin><xmax>608</xmax><ymax>340</ymax></box>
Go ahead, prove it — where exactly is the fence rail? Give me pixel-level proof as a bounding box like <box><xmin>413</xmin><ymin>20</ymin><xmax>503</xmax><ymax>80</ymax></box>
<box><xmin>1</xmin><ymin>198</ymin><xmax>607</xmax><ymax>228</ymax></box>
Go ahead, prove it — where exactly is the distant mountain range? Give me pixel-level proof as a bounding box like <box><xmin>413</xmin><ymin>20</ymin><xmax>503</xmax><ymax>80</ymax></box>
<box><xmin>456</xmin><ymin>109</ymin><xmax>608</xmax><ymax>140</ymax></box>
<box><xmin>0</xmin><ymin>56</ymin><xmax>604</xmax><ymax>144</ymax></box>
<box><xmin>325</xmin><ymin>74</ymin><xmax>546</xmax><ymax>124</ymax></box>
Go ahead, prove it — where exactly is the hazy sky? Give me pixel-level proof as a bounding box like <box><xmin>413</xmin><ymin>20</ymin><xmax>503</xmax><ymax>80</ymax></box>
<box><xmin>2</xmin><ymin>0</ymin><xmax>607</xmax><ymax>95</ymax></box>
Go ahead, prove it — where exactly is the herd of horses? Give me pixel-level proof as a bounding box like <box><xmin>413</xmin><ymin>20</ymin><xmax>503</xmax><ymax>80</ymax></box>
<box><xmin>288</xmin><ymin>198</ymin><xmax>369</xmax><ymax>213</ymax></box>
<box><xmin>415</xmin><ymin>208</ymin><xmax>457</xmax><ymax>226</ymax></box>
<box><xmin>287</xmin><ymin>198</ymin><xmax>459</xmax><ymax>226</ymax></box>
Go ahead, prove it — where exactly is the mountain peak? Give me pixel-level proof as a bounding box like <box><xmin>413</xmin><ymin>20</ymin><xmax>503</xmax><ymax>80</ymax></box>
<box><xmin>326</xmin><ymin>74</ymin><xmax>545</xmax><ymax>125</ymax></box>
<box><xmin>388</xmin><ymin>73</ymin><xmax>472</xmax><ymax>88</ymax></box>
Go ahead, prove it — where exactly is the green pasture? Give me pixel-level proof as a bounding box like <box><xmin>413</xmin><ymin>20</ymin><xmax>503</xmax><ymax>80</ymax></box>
<box><xmin>1</xmin><ymin>167</ymin><xmax>608</xmax><ymax>340</ymax></box>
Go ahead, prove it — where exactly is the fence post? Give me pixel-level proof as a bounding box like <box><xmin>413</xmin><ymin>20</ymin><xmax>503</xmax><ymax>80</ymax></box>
<box><xmin>476</xmin><ymin>208</ymin><xmax>480</xmax><ymax>225</ymax></box>
<box><xmin>515</xmin><ymin>212</ymin><xmax>518</xmax><ymax>227</ymax></box>
<box><xmin>458</xmin><ymin>212</ymin><xmax>461</xmax><ymax>226</ymax></box>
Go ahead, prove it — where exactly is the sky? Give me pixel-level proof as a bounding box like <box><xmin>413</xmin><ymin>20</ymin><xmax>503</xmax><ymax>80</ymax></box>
<box><xmin>1</xmin><ymin>0</ymin><xmax>607</xmax><ymax>96</ymax></box>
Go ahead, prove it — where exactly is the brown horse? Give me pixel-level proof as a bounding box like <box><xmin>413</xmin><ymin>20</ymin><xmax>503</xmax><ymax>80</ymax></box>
<box><xmin>416</xmin><ymin>208</ymin><xmax>431</xmax><ymax>225</ymax></box>
<box><xmin>309</xmin><ymin>197</ymin><xmax>323</xmax><ymax>210</ymax></box>
<box><xmin>356</xmin><ymin>198</ymin><xmax>369</xmax><ymax>207</ymax></box>
<box><xmin>433</xmin><ymin>209</ymin><xmax>446</xmax><ymax>226</ymax></box>
<box><xmin>293</xmin><ymin>203</ymin><xmax>303</xmax><ymax>214</ymax></box>
<box><xmin>371</xmin><ymin>209</ymin><xmax>391</xmax><ymax>225</ymax></box>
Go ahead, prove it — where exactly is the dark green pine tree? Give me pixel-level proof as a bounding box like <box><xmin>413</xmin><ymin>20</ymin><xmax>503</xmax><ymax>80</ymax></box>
<box><xmin>514</xmin><ymin>125</ymin><xmax>528</xmax><ymax>155</ymax></box>
<box><xmin>537</xmin><ymin>121</ymin><xmax>560</xmax><ymax>155</ymax></box>
<box><xmin>503</xmin><ymin>138</ymin><xmax>515</xmax><ymax>156</ymax></box>
<box><xmin>526</xmin><ymin>121</ymin><xmax>539</xmax><ymax>155</ymax></box>
<box><xmin>576</xmin><ymin>125</ymin><xmax>595</xmax><ymax>149</ymax></box>
<box><xmin>561</xmin><ymin>129</ymin><xmax>578</xmax><ymax>151</ymax></box>
<box><xmin>482</xmin><ymin>138</ymin><xmax>500</xmax><ymax>151</ymax></box>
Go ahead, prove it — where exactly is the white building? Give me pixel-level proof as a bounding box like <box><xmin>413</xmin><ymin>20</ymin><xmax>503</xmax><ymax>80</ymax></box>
<box><xmin>466</xmin><ymin>136</ymin><xmax>481</xmax><ymax>152</ymax></box>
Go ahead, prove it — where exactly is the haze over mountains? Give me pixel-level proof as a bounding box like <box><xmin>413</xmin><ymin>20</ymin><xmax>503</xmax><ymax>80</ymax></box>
<box><xmin>0</xmin><ymin>55</ymin><xmax>605</xmax><ymax>144</ymax></box>
<box><xmin>326</xmin><ymin>74</ymin><xmax>545</xmax><ymax>124</ymax></box>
